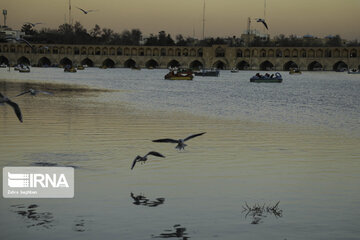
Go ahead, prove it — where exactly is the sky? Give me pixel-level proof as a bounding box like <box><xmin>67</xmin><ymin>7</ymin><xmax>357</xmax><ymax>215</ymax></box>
<box><xmin>2</xmin><ymin>0</ymin><xmax>360</xmax><ymax>40</ymax></box>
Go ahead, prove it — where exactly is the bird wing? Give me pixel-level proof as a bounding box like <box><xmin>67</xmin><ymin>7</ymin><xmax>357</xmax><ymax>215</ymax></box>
<box><xmin>256</xmin><ymin>19</ymin><xmax>268</xmax><ymax>30</ymax></box>
<box><xmin>152</xmin><ymin>138</ymin><xmax>179</xmax><ymax>143</ymax></box>
<box><xmin>131</xmin><ymin>156</ymin><xmax>140</xmax><ymax>170</ymax></box>
<box><xmin>146</xmin><ymin>151</ymin><xmax>165</xmax><ymax>158</ymax></box>
<box><xmin>18</xmin><ymin>38</ymin><xmax>34</xmax><ymax>50</ymax></box>
<box><xmin>262</xmin><ymin>21</ymin><xmax>268</xmax><ymax>30</ymax></box>
<box><xmin>15</xmin><ymin>90</ymin><xmax>30</xmax><ymax>97</ymax></box>
<box><xmin>39</xmin><ymin>90</ymin><xmax>53</xmax><ymax>95</ymax></box>
<box><xmin>5</xmin><ymin>100</ymin><xmax>23</xmax><ymax>123</ymax></box>
<box><xmin>184</xmin><ymin>132</ymin><xmax>206</xmax><ymax>142</ymax></box>
<box><xmin>76</xmin><ymin>7</ymin><xmax>87</xmax><ymax>13</ymax></box>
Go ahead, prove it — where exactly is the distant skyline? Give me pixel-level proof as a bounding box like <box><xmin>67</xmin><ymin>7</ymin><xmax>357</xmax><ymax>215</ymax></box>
<box><xmin>2</xmin><ymin>0</ymin><xmax>360</xmax><ymax>40</ymax></box>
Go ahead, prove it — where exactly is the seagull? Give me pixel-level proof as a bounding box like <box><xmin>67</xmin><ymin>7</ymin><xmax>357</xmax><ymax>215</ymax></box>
<box><xmin>0</xmin><ymin>92</ymin><xmax>23</xmax><ymax>123</ymax></box>
<box><xmin>24</xmin><ymin>22</ymin><xmax>43</xmax><ymax>27</ymax></box>
<box><xmin>131</xmin><ymin>151</ymin><xmax>165</xmax><ymax>170</ymax></box>
<box><xmin>4</xmin><ymin>37</ymin><xmax>34</xmax><ymax>51</ymax></box>
<box><xmin>256</xmin><ymin>18</ymin><xmax>268</xmax><ymax>30</ymax></box>
<box><xmin>152</xmin><ymin>132</ymin><xmax>206</xmax><ymax>150</ymax></box>
<box><xmin>76</xmin><ymin>7</ymin><xmax>98</xmax><ymax>14</ymax></box>
<box><xmin>15</xmin><ymin>89</ymin><xmax>53</xmax><ymax>97</ymax></box>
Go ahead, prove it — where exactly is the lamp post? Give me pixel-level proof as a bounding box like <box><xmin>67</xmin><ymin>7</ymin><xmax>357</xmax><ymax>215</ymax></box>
<box><xmin>3</xmin><ymin>9</ymin><xmax>7</xmax><ymax>27</ymax></box>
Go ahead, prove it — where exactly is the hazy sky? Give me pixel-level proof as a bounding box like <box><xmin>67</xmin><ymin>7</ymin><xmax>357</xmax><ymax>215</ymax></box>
<box><xmin>2</xmin><ymin>0</ymin><xmax>360</xmax><ymax>40</ymax></box>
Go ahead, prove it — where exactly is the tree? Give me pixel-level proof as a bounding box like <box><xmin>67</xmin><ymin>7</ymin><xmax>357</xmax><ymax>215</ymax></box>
<box><xmin>90</xmin><ymin>24</ymin><xmax>101</xmax><ymax>38</ymax></box>
<box><xmin>21</xmin><ymin>24</ymin><xmax>37</xmax><ymax>35</ymax></box>
<box><xmin>176</xmin><ymin>34</ymin><xmax>186</xmax><ymax>46</ymax></box>
<box><xmin>130</xmin><ymin>29</ymin><xmax>142</xmax><ymax>45</ymax></box>
<box><xmin>101</xmin><ymin>28</ymin><xmax>114</xmax><ymax>43</ymax></box>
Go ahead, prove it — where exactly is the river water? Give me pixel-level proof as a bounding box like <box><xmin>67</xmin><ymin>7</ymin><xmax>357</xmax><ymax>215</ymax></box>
<box><xmin>0</xmin><ymin>68</ymin><xmax>359</xmax><ymax>239</ymax></box>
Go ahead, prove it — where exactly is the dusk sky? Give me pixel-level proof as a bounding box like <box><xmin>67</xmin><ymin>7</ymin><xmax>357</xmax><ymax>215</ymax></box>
<box><xmin>2</xmin><ymin>0</ymin><xmax>360</xmax><ymax>40</ymax></box>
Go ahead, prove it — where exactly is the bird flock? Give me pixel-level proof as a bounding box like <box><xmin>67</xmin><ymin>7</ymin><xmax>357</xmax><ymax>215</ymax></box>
<box><xmin>1</xmin><ymin>88</ymin><xmax>205</xmax><ymax>170</ymax></box>
<box><xmin>131</xmin><ymin>132</ymin><xmax>206</xmax><ymax>170</ymax></box>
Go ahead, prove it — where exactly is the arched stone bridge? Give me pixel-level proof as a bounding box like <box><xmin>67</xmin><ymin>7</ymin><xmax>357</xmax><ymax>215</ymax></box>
<box><xmin>0</xmin><ymin>43</ymin><xmax>359</xmax><ymax>71</ymax></box>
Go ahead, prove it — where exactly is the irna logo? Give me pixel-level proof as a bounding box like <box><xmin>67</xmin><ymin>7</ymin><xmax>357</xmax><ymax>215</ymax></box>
<box><xmin>8</xmin><ymin>172</ymin><xmax>69</xmax><ymax>188</ymax></box>
<box><xmin>3</xmin><ymin>167</ymin><xmax>74</xmax><ymax>198</ymax></box>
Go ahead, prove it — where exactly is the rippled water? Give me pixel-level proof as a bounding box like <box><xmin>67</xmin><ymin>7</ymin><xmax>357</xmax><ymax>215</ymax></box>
<box><xmin>0</xmin><ymin>68</ymin><xmax>359</xmax><ymax>240</ymax></box>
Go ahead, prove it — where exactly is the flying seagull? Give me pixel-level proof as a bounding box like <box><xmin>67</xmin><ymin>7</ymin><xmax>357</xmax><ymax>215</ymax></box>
<box><xmin>256</xmin><ymin>18</ymin><xmax>268</xmax><ymax>30</ymax></box>
<box><xmin>0</xmin><ymin>92</ymin><xmax>23</xmax><ymax>123</ymax></box>
<box><xmin>24</xmin><ymin>22</ymin><xmax>43</xmax><ymax>27</ymax></box>
<box><xmin>15</xmin><ymin>89</ymin><xmax>53</xmax><ymax>97</ymax></box>
<box><xmin>131</xmin><ymin>151</ymin><xmax>165</xmax><ymax>170</ymax></box>
<box><xmin>152</xmin><ymin>132</ymin><xmax>206</xmax><ymax>150</ymax></box>
<box><xmin>76</xmin><ymin>7</ymin><xmax>98</xmax><ymax>14</ymax></box>
<box><xmin>4</xmin><ymin>37</ymin><xmax>34</xmax><ymax>51</ymax></box>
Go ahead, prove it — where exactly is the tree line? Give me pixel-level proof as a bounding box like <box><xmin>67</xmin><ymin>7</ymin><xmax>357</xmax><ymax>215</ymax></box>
<box><xmin>18</xmin><ymin>22</ymin><xmax>359</xmax><ymax>47</ymax></box>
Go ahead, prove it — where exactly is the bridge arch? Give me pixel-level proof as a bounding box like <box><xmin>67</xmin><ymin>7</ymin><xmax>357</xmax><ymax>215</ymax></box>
<box><xmin>268</xmin><ymin>49</ymin><xmax>274</xmax><ymax>57</ymax></box>
<box><xmin>236</xmin><ymin>61</ymin><xmax>250</xmax><ymax>70</ymax></box>
<box><xmin>260</xmin><ymin>49</ymin><xmax>266</xmax><ymax>57</ymax></box>
<box><xmin>167</xmin><ymin>60</ymin><xmax>180</xmax><ymax>68</ymax></box>
<box><xmin>284</xmin><ymin>49</ymin><xmax>290</xmax><ymax>57</ymax></box>
<box><xmin>124</xmin><ymin>59</ymin><xmax>136</xmax><ymax>68</ymax></box>
<box><xmin>167</xmin><ymin>48</ymin><xmax>174</xmax><ymax>56</ymax></box>
<box><xmin>215</xmin><ymin>47</ymin><xmax>225</xmax><ymax>57</ymax></box>
<box><xmin>0</xmin><ymin>56</ymin><xmax>9</xmax><ymax>65</ymax></box>
<box><xmin>236</xmin><ymin>49</ymin><xmax>243</xmax><ymax>57</ymax></box>
<box><xmin>189</xmin><ymin>60</ymin><xmax>203</xmax><ymax>70</ymax></box>
<box><xmin>350</xmin><ymin>49</ymin><xmax>357</xmax><ymax>58</ymax></box>
<box><xmin>38</xmin><ymin>57</ymin><xmax>51</xmax><ymax>67</ymax></box>
<box><xmin>308</xmin><ymin>61</ymin><xmax>323</xmax><ymax>71</ymax></box>
<box><xmin>17</xmin><ymin>56</ymin><xmax>30</xmax><ymax>65</ymax></box>
<box><xmin>213</xmin><ymin>60</ymin><xmax>226</xmax><ymax>69</ymax></box>
<box><xmin>333</xmin><ymin>61</ymin><xmax>348</xmax><ymax>71</ymax></box>
<box><xmin>244</xmin><ymin>49</ymin><xmax>250</xmax><ymax>57</ymax></box>
<box><xmin>81</xmin><ymin>58</ymin><xmax>94</xmax><ymax>67</ymax></box>
<box><xmin>284</xmin><ymin>61</ymin><xmax>299</xmax><ymax>71</ymax></box>
<box><xmin>60</xmin><ymin>57</ymin><xmax>72</xmax><ymax>67</ymax></box>
<box><xmin>260</xmin><ymin>60</ymin><xmax>274</xmax><ymax>70</ymax></box>
<box><xmin>102</xmin><ymin>58</ymin><xmax>115</xmax><ymax>68</ymax></box>
<box><xmin>145</xmin><ymin>59</ymin><xmax>159</xmax><ymax>69</ymax></box>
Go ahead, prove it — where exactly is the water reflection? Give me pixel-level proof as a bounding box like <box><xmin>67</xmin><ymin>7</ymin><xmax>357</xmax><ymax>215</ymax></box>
<box><xmin>72</xmin><ymin>216</ymin><xmax>92</xmax><ymax>232</ymax></box>
<box><xmin>10</xmin><ymin>204</ymin><xmax>54</xmax><ymax>229</ymax></box>
<box><xmin>28</xmin><ymin>152</ymin><xmax>85</xmax><ymax>169</ymax></box>
<box><xmin>151</xmin><ymin>224</ymin><xmax>189</xmax><ymax>239</ymax></box>
<box><xmin>242</xmin><ymin>201</ymin><xmax>283</xmax><ymax>224</ymax></box>
<box><xmin>130</xmin><ymin>192</ymin><xmax>165</xmax><ymax>207</ymax></box>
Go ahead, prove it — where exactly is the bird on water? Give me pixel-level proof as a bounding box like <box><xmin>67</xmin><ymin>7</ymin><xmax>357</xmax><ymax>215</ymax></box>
<box><xmin>131</xmin><ymin>151</ymin><xmax>165</xmax><ymax>170</ymax></box>
<box><xmin>0</xmin><ymin>92</ymin><xmax>23</xmax><ymax>123</ymax></box>
<box><xmin>15</xmin><ymin>89</ymin><xmax>53</xmax><ymax>97</ymax></box>
<box><xmin>152</xmin><ymin>132</ymin><xmax>206</xmax><ymax>150</ymax></box>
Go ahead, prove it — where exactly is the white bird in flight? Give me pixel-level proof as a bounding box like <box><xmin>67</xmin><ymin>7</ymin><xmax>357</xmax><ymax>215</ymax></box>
<box><xmin>256</xmin><ymin>18</ymin><xmax>268</xmax><ymax>30</ymax></box>
<box><xmin>4</xmin><ymin>37</ymin><xmax>34</xmax><ymax>50</ymax></box>
<box><xmin>76</xmin><ymin>7</ymin><xmax>98</xmax><ymax>14</ymax></box>
<box><xmin>131</xmin><ymin>151</ymin><xmax>165</xmax><ymax>170</ymax></box>
<box><xmin>0</xmin><ymin>92</ymin><xmax>23</xmax><ymax>123</ymax></box>
<box><xmin>15</xmin><ymin>89</ymin><xmax>53</xmax><ymax>97</ymax></box>
<box><xmin>152</xmin><ymin>132</ymin><xmax>206</xmax><ymax>150</ymax></box>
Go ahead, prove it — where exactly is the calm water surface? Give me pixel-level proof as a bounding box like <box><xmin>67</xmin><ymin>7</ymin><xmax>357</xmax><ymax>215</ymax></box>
<box><xmin>0</xmin><ymin>68</ymin><xmax>359</xmax><ymax>239</ymax></box>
